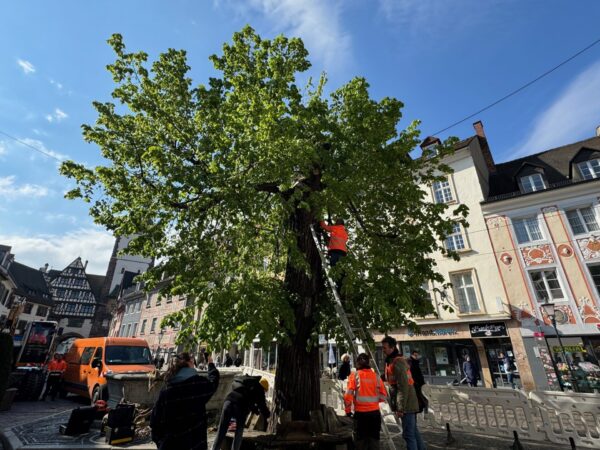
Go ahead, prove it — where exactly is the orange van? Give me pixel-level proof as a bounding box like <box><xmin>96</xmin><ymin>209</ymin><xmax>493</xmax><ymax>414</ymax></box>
<box><xmin>63</xmin><ymin>337</ymin><xmax>155</xmax><ymax>403</ymax></box>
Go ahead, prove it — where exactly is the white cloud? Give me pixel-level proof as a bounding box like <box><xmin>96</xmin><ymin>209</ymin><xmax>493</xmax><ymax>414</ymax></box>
<box><xmin>49</xmin><ymin>79</ymin><xmax>64</xmax><ymax>90</ymax></box>
<box><xmin>0</xmin><ymin>175</ymin><xmax>49</xmax><ymax>199</ymax></box>
<box><xmin>0</xmin><ymin>228</ymin><xmax>115</xmax><ymax>275</ymax></box>
<box><xmin>0</xmin><ymin>142</ymin><xmax>6</xmax><ymax>156</ymax></box>
<box><xmin>17</xmin><ymin>137</ymin><xmax>68</xmax><ymax>161</ymax></box>
<box><xmin>378</xmin><ymin>0</ymin><xmax>508</xmax><ymax>38</ymax></box>
<box><xmin>509</xmin><ymin>60</ymin><xmax>600</xmax><ymax>158</ymax></box>
<box><xmin>217</xmin><ymin>0</ymin><xmax>352</xmax><ymax>71</ymax></box>
<box><xmin>45</xmin><ymin>108</ymin><xmax>68</xmax><ymax>123</ymax></box>
<box><xmin>17</xmin><ymin>58</ymin><xmax>36</xmax><ymax>74</ymax></box>
<box><xmin>43</xmin><ymin>213</ymin><xmax>78</xmax><ymax>225</ymax></box>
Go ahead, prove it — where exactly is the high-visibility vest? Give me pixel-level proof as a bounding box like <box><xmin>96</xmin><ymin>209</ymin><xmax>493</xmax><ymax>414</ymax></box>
<box><xmin>319</xmin><ymin>222</ymin><xmax>348</xmax><ymax>253</ymax></box>
<box><xmin>385</xmin><ymin>356</ymin><xmax>414</xmax><ymax>386</ymax></box>
<box><xmin>344</xmin><ymin>369</ymin><xmax>388</xmax><ymax>413</ymax></box>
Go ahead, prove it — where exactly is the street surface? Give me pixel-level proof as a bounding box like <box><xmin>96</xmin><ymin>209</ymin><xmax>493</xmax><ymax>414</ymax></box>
<box><xmin>1</xmin><ymin>397</ymin><xmax>589</xmax><ymax>450</ymax></box>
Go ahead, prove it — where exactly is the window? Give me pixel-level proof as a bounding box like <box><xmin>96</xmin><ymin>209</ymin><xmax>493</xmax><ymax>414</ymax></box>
<box><xmin>588</xmin><ymin>264</ymin><xmax>600</xmax><ymax>297</ymax></box>
<box><xmin>578</xmin><ymin>159</ymin><xmax>600</xmax><ymax>180</ymax></box>
<box><xmin>23</xmin><ymin>303</ymin><xmax>33</xmax><ymax>314</ymax></box>
<box><xmin>140</xmin><ymin>319</ymin><xmax>147</xmax><ymax>335</ymax></box>
<box><xmin>445</xmin><ymin>223</ymin><xmax>466</xmax><ymax>251</ymax></box>
<box><xmin>105</xmin><ymin>346</ymin><xmax>151</xmax><ymax>365</ymax></box>
<box><xmin>156</xmin><ymin>296</ymin><xmax>162</xmax><ymax>306</ymax></box>
<box><xmin>566</xmin><ymin>207</ymin><xmax>600</xmax><ymax>235</ymax></box>
<box><xmin>68</xmin><ymin>318</ymin><xmax>84</xmax><ymax>327</ymax></box>
<box><xmin>150</xmin><ymin>318</ymin><xmax>157</xmax><ymax>333</ymax></box>
<box><xmin>126</xmin><ymin>323</ymin><xmax>131</xmax><ymax>337</ymax></box>
<box><xmin>136</xmin><ymin>301</ymin><xmax>141</xmax><ymax>312</ymax></box>
<box><xmin>132</xmin><ymin>323</ymin><xmax>138</xmax><ymax>337</ymax></box>
<box><xmin>529</xmin><ymin>269</ymin><xmax>565</xmax><ymax>302</ymax></box>
<box><xmin>36</xmin><ymin>306</ymin><xmax>48</xmax><ymax>317</ymax></box>
<box><xmin>513</xmin><ymin>217</ymin><xmax>544</xmax><ymax>244</ymax></box>
<box><xmin>166</xmin><ymin>295</ymin><xmax>172</xmax><ymax>303</ymax></box>
<box><xmin>520</xmin><ymin>174</ymin><xmax>546</xmax><ymax>193</ymax></box>
<box><xmin>120</xmin><ymin>325</ymin><xmax>126</xmax><ymax>337</ymax></box>
<box><xmin>80</xmin><ymin>347</ymin><xmax>96</xmax><ymax>365</ymax></box>
<box><xmin>451</xmin><ymin>271</ymin><xmax>480</xmax><ymax>314</ymax></box>
<box><xmin>432</xmin><ymin>179</ymin><xmax>453</xmax><ymax>204</ymax></box>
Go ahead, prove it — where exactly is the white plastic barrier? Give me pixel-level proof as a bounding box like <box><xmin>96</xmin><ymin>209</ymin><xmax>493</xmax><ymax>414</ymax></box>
<box><xmin>421</xmin><ymin>385</ymin><xmax>600</xmax><ymax>449</ymax></box>
<box><xmin>529</xmin><ymin>390</ymin><xmax>600</xmax><ymax>448</ymax></box>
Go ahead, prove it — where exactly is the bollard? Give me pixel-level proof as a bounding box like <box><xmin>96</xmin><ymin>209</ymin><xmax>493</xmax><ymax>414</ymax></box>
<box><xmin>511</xmin><ymin>430</ymin><xmax>524</xmax><ymax>450</ymax></box>
<box><xmin>445</xmin><ymin>422</ymin><xmax>456</xmax><ymax>446</ymax></box>
<box><xmin>569</xmin><ymin>437</ymin><xmax>576</xmax><ymax>450</ymax></box>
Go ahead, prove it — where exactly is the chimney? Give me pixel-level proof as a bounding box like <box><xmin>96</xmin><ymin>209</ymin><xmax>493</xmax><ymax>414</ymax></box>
<box><xmin>473</xmin><ymin>120</ymin><xmax>486</xmax><ymax>138</ymax></box>
<box><xmin>472</xmin><ymin>121</ymin><xmax>496</xmax><ymax>173</ymax></box>
<box><xmin>39</xmin><ymin>263</ymin><xmax>49</xmax><ymax>273</ymax></box>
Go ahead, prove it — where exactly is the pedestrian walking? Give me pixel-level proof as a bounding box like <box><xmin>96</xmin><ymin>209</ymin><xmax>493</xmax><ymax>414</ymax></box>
<box><xmin>499</xmin><ymin>352</ymin><xmax>516</xmax><ymax>389</ymax></box>
<box><xmin>216</xmin><ymin>355</ymin><xmax>222</xmax><ymax>367</ymax></box>
<box><xmin>150</xmin><ymin>353</ymin><xmax>220</xmax><ymax>450</ymax></box>
<box><xmin>212</xmin><ymin>376</ymin><xmax>270</xmax><ymax>450</ymax></box>
<box><xmin>382</xmin><ymin>337</ymin><xmax>426</xmax><ymax>450</ymax></box>
<box><xmin>462</xmin><ymin>356</ymin><xmax>477</xmax><ymax>387</ymax></box>
<box><xmin>408</xmin><ymin>350</ymin><xmax>428</xmax><ymax>412</ymax></box>
<box><xmin>344</xmin><ymin>353</ymin><xmax>387</xmax><ymax>450</ymax></box>
<box><xmin>42</xmin><ymin>353</ymin><xmax>67</xmax><ymax>401</ymax></box>
<box><xmin>338</xmin><ymin>353</ymin><xmax>351</xmax><ymax>381</ymax></box>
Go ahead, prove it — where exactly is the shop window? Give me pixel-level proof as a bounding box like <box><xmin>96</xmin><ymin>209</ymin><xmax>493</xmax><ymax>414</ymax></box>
<box><xmin>520</xmin><ymin>173</ymin><xmax>546</xmax><ymax>193</ymax></box>
<box><xmin>566</xmin><ymin>207</ymin><xmax>600</xmax><ymax>235</ymax></box>
<box><xmin>578</xmin><ymin>159</ymin><xmax>600</xmax><ymax>180</ymax></box>
<box><xmin>588</xmin><ymin>264</ymin><xmax>600</xmax><ymax>297</ymax></box>
<box><xmin>513</xmin><ymin>216</ymin><xmax>544</xmax><ymax>244</ymax></box>
<box><xmin>432</xmin><ymin>178</ymin><xmax>454</xmax><ymax>204</ymax></box>
<box><xmin>529</xmin><ymin>269</ymin><xmax>565</xmax><ymax>302</ymax></box>
<box><xmin>445</xmin><ymin>223</ymin><xmax>466</xmax><ymax>252</ymax></box>
<box><xmin>450</xmin><ymin>271</ymin><xmax>481</xmax><ymax>314</ymax></box>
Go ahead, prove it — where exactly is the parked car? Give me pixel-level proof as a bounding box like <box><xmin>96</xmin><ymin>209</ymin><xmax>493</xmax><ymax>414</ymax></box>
<box><xmin>62</xmin><ymin>337</ymin><xmax>154</xmax><ymax>403</ymax></box>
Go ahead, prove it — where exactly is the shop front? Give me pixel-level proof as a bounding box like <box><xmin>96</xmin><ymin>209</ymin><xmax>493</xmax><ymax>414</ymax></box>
<box><xmin>373</xmin><ymin>320</ymin><xmax>526</xmax><ymax>388</ymax></box>
<box><xmin>544</xmin><ymin>336</ymin><xmax>600</xmax><ymax>392</ymax></box>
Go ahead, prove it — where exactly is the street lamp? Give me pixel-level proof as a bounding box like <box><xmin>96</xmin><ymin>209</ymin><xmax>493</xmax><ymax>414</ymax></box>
<box><xmin>541</xmin><ymin>302</ymin><xmax>578</xmax><ymax>392</ymax></box>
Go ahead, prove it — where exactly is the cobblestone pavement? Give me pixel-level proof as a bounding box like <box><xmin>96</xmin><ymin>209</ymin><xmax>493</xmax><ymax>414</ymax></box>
<box><xmin>1</xmin><ymin>399</ymin><xmax>590</xmax><ymax>450</ymax></box>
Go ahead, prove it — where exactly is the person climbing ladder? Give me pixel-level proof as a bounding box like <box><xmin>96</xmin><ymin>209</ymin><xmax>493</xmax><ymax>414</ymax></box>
<box><xmin>319</xmin><ymin>218</ymin><xmax>348</xmax><ymax>267</ymax></box>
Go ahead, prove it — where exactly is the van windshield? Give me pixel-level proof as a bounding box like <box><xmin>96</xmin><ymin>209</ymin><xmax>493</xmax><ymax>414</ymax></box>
<box><xmin>105</xmin><ymin>346</ymin><xmax>152</xmax><ymax>365</ymax></box>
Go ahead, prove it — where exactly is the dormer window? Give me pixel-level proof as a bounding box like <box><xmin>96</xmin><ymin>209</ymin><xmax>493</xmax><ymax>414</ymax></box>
<box><xmin>520</xmin><ymin>173</ymin><xmax>545</xmax><ymax>193</ymax></box>
<box><xmin>578</xmin><ymin>159</ymin><xmax>600</xmax><ymax>180</ymax></box>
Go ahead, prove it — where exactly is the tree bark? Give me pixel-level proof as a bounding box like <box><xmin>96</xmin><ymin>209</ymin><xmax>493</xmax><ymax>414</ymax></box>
<box><xmin>274</xmin><ymin>202</ymin><xmax>324</xmax><ymax>421</ymax></box>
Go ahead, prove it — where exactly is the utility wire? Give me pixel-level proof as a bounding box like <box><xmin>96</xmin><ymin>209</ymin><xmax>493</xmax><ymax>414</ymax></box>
<box><xmin>427</xmin><ymin>36</ymin><xmax>600</xmax><ymax>137</ymax></box>
<box><xmin>0</xmin><ymin>130</ymin><xmax>64</xmax><ymax>162</ymax></box>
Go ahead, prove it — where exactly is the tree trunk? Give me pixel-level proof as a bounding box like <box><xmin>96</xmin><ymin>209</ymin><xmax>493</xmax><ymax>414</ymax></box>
<box><xmin>274</xmin><ymin>204</ymin><xmax>324</xmax><ymax>421</ymax></box>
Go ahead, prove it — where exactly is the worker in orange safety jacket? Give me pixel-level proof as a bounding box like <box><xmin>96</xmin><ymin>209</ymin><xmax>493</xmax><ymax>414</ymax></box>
<box><xmin>319</xmin><ymin>218</ymin><xmax>348</xmax><ymax>267</ymax></box>
<box><xmin>344</xmin><ymin>353</ymin><xmax>388</xmax><ymax>450</ymax></box>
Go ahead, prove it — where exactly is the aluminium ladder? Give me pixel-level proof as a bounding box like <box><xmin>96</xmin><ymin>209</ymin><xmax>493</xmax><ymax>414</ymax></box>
<box><xmin>309</xmin><ymin>225</ymin><xmax>400</xmax><ymax>450</ymax></box>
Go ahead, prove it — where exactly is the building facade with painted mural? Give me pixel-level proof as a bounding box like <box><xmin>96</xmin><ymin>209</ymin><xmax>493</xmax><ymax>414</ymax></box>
<box><xmin>373</xmin><ymin>122</ymin><xmax>533</xmax><ymax>390</ymax></box>
<box><xmin>482</xmin><ymin>130</ymin><xmax>600</xmax><ymax>392</ymax></box>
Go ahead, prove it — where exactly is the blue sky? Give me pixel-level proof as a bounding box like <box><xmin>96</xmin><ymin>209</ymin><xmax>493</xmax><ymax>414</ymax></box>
<box><xmin>1</xmin><ymin>0</ymin><xmax>600</xmax><ymax>274</ymax></box>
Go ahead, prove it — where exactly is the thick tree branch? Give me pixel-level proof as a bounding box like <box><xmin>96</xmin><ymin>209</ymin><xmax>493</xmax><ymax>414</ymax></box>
<box><xmin>347</xmin><ymin>200</ymin><xmax>399</xmax><ymax>239</ymax></box>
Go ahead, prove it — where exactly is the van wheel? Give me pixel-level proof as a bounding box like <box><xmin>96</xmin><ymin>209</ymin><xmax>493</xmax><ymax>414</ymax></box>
<box><xmin>91</xmin><ymin>385</ymin><xmax>107</xmax><ymax>405</ymax></box>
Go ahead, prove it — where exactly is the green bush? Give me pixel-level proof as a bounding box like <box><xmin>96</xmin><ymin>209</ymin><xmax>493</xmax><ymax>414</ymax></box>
<box><xmin>0</xmin><ymin>332</ymin><xmax>13</xmax><ymax>401</ymax></box>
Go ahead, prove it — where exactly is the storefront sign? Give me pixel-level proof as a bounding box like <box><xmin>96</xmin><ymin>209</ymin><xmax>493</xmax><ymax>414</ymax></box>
<box><xmin>407</xmin><ymin>327</ymin><xmax>459</xmax><ymax>337</ymax></box>
<box><xmin>469</xmin><ymin>322</ymin><xmax>507</xmax><ymax>338</ymax></box>
<box><xmin>552</xmin><ymin>345</ymin><xmax>584</xmax><ymax>353</ymax></box>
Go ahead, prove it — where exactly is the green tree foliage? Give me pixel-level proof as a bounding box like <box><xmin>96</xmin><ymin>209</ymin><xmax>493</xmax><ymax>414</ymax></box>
<box><xmin>61</xmin><ymin>26</ymin><xmax>467</xmax><ymax>418</ymax></box>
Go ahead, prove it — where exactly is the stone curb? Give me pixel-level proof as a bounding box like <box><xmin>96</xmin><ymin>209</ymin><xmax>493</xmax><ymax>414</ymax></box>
<box><xmin>1</xmin><ymin>429</ymin><xmax>156</xmax><ymax>450</ymax></box>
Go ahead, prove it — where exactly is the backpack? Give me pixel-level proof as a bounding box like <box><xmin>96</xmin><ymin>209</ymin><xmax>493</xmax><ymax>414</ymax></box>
<box><xmin>232</xmin><ymin>375</ymin><xmax>262</xmax><ymax>394</ymax></box>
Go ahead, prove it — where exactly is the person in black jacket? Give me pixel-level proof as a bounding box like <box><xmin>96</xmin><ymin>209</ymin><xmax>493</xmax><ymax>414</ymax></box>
<box><xmin>408</xmin><ymin>350</ymin><xmax>428</xmax><ymax>413</ymax></box>
<box><xmin>211</xmin><ymin>376</ymin><xmax>270</xmax><ymax>450</ymax></box>
<box><xmin>337</xmin><ymin>353</ymin><xmax>351</xmax><ymax>381</ymax></box>
<box><xmin>462</xmin><ymin>355</ymin><xmax>477</xmax><ymax>387</ymax></box>
<box><xmin>150</xmin><ymin>352</ymin><xmax>220</xmax><ymax>450</ymax></box>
